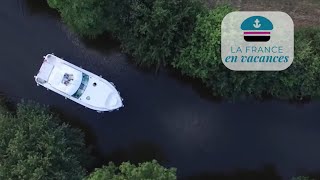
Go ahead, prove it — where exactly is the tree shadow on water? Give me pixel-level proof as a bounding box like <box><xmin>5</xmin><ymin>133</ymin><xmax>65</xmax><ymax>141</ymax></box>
<box><xmin>78</xmin><ymin>32</ymin><xmax>161</xmax><ymax>76</ymax></box>
<box><xmin>81</xmin><ymin>32</ymin><xmax>121</xmax><ymax>53</ymax></box>
<box><xmin>0</xmin><ymin>93</ymin><xmax>17</xmax><ymax>113</ymax></box>
<box><xmin>23</xmin><ymin>0</ymin><xmax>59</xmax><ymax>18</ymax></box>
<box><xmin>183</xmin><ymin>164</ymin><xmax>282</xmax><ymax>180</ymax></box>
<box><xmin>166</xmin><ymin>67</ymin><xmax>223</xmax><ymax>103</ymax></box>
<box><xmin>101</xmin><ymin>142</ymin><xmax>167</xmax><ymax>167</ymax></box>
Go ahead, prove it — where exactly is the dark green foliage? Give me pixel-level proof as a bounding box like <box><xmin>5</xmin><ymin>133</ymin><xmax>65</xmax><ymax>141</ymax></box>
<box><xmin>174</xmin><ymin>6</ymin><xmax>320</xmax><ymax>99</ymax></box>
<box><xmin>269</xmin><ymin>28</ymin><xmax>320</xmax><ymax>99</ymax></box>
<box><xmin>106</xmin><ymin>0</ymin><xmax>204</xmax><ymax>68</ymax></box>
<box><xmin>173</xmin><ymin>6</ymin><xmax>231</xmax><ymax>80</ymax></box>
<box><xmin>172</xmin><ymin>6</ymin><xmax>260</xmax><ymax>99</ymax></box>
<box><xmin>86</xmin><ymin>160</ymin><xmax>176</xmax><ymax>180</ymax></box>
<box><xmin>46</xmin><ymin>0</ymin><xmax>204</xmax><ymax>67</ymax></box>
<box><xmin>0</xmin><ymin>101</ymin><xmax>89</xmax><ymax>180</ymax></box>
<box><xmin>46</xmin><ymin>0</ymin><xmax>320</xmax><ymax>100</ymax></box>
<box><xmin>47</xmin><ymin>0</ymin><xmax>108</xmax><ymax>37</ymax></box>
<box><xmin>0</xmin><ymin>96</ymin><xmax>8</xmax><ymax>114</ymax></box>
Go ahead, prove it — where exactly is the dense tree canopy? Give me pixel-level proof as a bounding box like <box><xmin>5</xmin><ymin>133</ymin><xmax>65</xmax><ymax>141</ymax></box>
<box><xmin>172</xmin><ymin>6</ymin><xmax>263</xmax><ymax>99</ymax></box>
<box><xmin>87</xmin><ymin>160</ymin><xmax>176</xmax><ymax>180</ymax></box>
<box><xmin>174</xmin><ymin>6</ymin><xmax>320</xmax><ymax>99</ymax></box>
<box><xmin>46</xmin><ymin>0</ymin><xmax>320</xmax><ymax>100</ymax></box>
<box><xmin>0</xmin><ymin>101</ymin><xmax>89</xmax><ymax>180</ymax></box>
<box><xmin>47</xmin><ymin>0</ymin><xmax>204</xmax><ymax>67</ymax></box>
<box><xmin>106</xmin><ymin>0</ymin><xmax>204</xmax><ymax>68</ymax></box>
<box><xmin>47</xmin><ymin>0</ymin><xmax>109</xmax><ymax>37</ymax></box>
<box><xmin>268</xmin><ymin>28</ymin><xmax>320</xmax><ymax>99</ymax></box>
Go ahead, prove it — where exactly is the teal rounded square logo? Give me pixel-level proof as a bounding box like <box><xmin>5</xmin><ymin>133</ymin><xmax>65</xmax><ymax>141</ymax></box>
<box><xmin>221</xmin><ymin>11</ymin><xmax>294</xmax><ymax>71</ymax></box>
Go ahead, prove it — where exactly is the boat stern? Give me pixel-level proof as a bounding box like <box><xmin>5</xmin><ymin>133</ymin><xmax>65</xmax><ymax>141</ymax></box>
<box><xmin>34</xmin><ymin>58</ymin><xmax>55</xmax><ymax>85</ymax></box>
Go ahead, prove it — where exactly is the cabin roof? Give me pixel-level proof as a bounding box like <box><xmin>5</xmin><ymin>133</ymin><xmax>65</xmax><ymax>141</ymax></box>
<box><xmin>48</xmin><ymin>63</ymin><xmax>82</xmax><ymax>95</ymax></box>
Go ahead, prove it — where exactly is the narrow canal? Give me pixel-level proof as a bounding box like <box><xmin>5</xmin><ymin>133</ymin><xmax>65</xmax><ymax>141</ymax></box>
<box><xmin>1</xmin><ymin>0</ymin><xmax>320</xmax><ymax>179</ymax></box>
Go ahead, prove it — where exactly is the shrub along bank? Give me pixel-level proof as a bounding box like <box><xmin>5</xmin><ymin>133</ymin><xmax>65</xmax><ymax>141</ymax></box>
<box><xmin>105</xmin><ymin>0</ymin><xmax>204</xmax><ymax>68</ymax></box>
<box><xmin>0</xmin><ymin>99</ymin><xmax>177</xmax><ymax>179</ymax></box>
<box><xmin>0</xmin><ymin>101</ymin><xmax>89</xmax><ymax>179</ymax></box>
<box><xmin>173</xmin><ymin>11</ymin><xmax>320</xmax><ymax>99</ymax></box>
<box><xmin>47</xmin><ymin>0</ymin><xmax>320</xmax><ymax>100</ymax></box>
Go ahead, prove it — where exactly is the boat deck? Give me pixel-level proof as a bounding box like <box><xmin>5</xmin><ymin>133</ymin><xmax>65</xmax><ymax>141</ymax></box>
<box><xmin>35</xmin><ymin>54</ymin><xmax>123</xmax><ymax>112</ymax></box>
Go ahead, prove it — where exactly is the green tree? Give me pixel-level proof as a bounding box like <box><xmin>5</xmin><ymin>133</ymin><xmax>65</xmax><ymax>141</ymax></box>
<box><xmin>173</xmin><ymin>6</ymin><xmax>260</xmax><ymax>99</ymax></box>
<box><xmin>87</xmin><ymin>160</ymin><xmax>176</xmax><ymax>180</ymax></box>
<box><xmin>269</xmin><ymin>28</ymin><xmax>320</xmax><ymax>99</ymax></box>
<box><xmin>173</xmin><ymin>5</ymin><xmax>320</xmax><ymax>100</ymax></box>
<box><xmin>0</xmin><ymin>101</ymin><xmax>89</xmax><ymax>180</ymax></box>
<box><xmin>46</xmin><ymin>0</ymin><xmax>320</xmax><ymax>100</ymax></box>
<box><xmin>107</xmin><ymin>0</ymin><xmax>204</xmax><ymax>68</ymax></box>
<box><xmin>47</xmin><ymin>0</ymin><xmax>109</xmax><ymax>37</ymax></box>
<box><xmin>173</xmin><ymin>6</ymin><xmax>232</xmax><ymax>80</ymax></box>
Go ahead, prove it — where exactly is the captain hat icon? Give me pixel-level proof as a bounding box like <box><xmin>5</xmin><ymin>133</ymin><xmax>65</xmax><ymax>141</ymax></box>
<box><xmin>241</xmin><ymin>16</ymin><xmax>273</xmax><ymax>42</ymax></box>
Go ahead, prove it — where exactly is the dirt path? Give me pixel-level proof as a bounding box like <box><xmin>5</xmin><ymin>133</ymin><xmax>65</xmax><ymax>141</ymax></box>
<box><xmin>206</xmin><ymin>0</ymin><xmax>320</xmax><ymax>27</ymax></box>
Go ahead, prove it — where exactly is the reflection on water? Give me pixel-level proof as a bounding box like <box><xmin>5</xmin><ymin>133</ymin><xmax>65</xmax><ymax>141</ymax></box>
<box><xmin>81</xmin><ymin>32</ymin><xmax>121</xmax><ymax>54</ymax></box>
<box><xmin>24</xmin><ymin>0</ymin><xmax>59</xmax><ymax>17</ymax></box>
<box><xmin>105</xmin><ymin>142</ymin><xmax>167</xmax><ymax>165</ymax></box>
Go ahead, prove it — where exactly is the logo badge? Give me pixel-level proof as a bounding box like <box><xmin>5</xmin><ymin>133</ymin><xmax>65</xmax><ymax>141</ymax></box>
<box><xmin>241</xmin><ymin>16</ymin><xmax>273</xmax><ymax>42</ymax></box>
<box><xmin>221</xmin><ymin>11</ymin><xmax>294</xmax><ymax>71</ymax></box>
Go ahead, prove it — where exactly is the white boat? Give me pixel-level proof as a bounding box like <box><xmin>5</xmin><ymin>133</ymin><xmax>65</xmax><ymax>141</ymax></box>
<box><xmin>34</xmin><ymin>54</ymin><xmax>124</xmax><ymax>112</ymax></box>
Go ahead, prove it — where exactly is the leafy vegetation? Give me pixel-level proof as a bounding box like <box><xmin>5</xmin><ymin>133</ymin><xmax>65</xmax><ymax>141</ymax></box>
<box><xmin>46</xmin><ymin>0</ymin><xmax>320</xmax><ymax>100</ymax></box>
<box><xmin>172</xmin><ymin>6</ymin><xmax>254</xmax><ymax>99</ymax></box>
<box><xmin>47</xmin><ymin>0</ymin><xmax>109</xmax><ymax>37</ymax></box>
<box><xmin>47</xmin><ymin>0</ymin><xmax>203</xmax><ymax>68</ymax></box>
<box><xmin>107</xmin><ymin>0</ymin><xmax>204</xmax><ymax>68</ymax></box>
<box><xmin>270</xmin><ymin>28</ymin><xmax>320</xmax><ymax>99</ymax></box>
<box><xmin>87</xmin><ymin>160</ymin><xmax>176</xmax><ymax>180</ymax></box>
<box><xmin>0</xmin><ymin>101</ymin><xmax>89</xmax><ymax>180</ymax></box>
<box><xmin>174</xmin><ymin>10</ymin><xmax>320</xmax><ymax>99</ymax></box>
<box><xmin>0</xmin><ymin>99</ymin><xmax>176</xmax><ymax>179</ymax></box>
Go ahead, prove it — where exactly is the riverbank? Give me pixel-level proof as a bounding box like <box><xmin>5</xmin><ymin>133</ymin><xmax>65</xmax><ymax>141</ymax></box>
<box><xmin>0</xmin><ymin>98</ymin><xmax>176</xmax><ymax>179</ymax></box>
<box><xmin>47</xmin><ymin>0</ymin><xmax>320</xmax><ymax>101</ymax></box>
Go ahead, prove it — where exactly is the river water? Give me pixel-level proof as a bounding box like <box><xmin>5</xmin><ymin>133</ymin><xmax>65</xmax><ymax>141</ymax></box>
<box><xmin>1</xmin><ymin>0</ymin><xmax>320</xmax><ymax>179</ymax></box>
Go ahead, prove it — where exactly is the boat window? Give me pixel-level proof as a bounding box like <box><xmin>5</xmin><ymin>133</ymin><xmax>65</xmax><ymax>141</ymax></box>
<box><xmin>72</xmin><ymin>73</ymin><xmax>89</xmax><ymax>99</ymax></box>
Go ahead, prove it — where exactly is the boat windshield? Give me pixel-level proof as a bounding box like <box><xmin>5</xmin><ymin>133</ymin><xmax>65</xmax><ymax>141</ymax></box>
<box><xmin>72</xmin><ymin>73</ymin><xmax>89</xmax><ymax>99</ymax></box>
